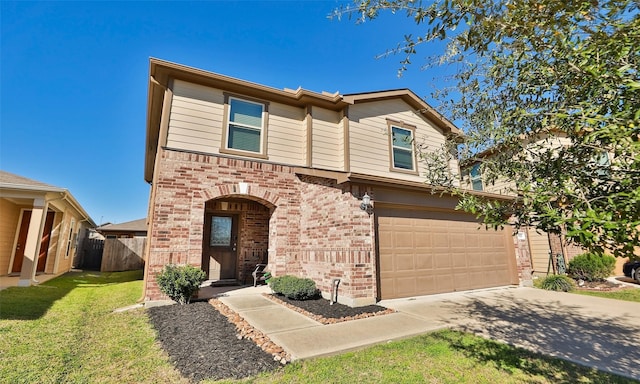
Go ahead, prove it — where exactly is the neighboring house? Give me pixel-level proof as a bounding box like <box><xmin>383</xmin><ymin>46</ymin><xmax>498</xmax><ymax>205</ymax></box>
<box><xmin>143</xmin><ymin>59</ymin><xmax>532</xmax><ymax>306</ymax></box>
<box><xmin>460</xmin><ymin>136</ymin><xmax>630</xmax><ymax>277</ymax></box>
<box><xmin>97</xmin><ymin>218</ymin><xmax>147</xmax><ymax>238</ymax></box>
<box><xmin>0</xmin><ymin>170</ymin><xmax>95</xmax><ymax>286</ymax></box>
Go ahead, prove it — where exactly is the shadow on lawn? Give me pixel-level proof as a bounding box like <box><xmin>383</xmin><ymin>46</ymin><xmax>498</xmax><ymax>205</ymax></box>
<box><xmin>0</xmin><ymin>270</ymin><xmax>143</xmax><ymax>320</ymax></box>
<box><xmin>446</xmin><ymin>292</ymin><xmax>640</xmax><ymax>382</ymax></box>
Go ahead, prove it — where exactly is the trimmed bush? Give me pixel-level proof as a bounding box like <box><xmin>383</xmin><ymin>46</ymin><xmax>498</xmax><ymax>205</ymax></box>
<box><xmin>567</xmin><ymin>252</ymin><xmax>616</xmax><ymax>282</ymax></box>
<box><xmin>269</xmin><ymin>275</ymin><xmax>320</xmax><ymax>300</ymax></box>
<box><xmin>156</xmin><ymin>264</ymin><xmax>207</xmax><ymax>304</ymax></box>
<box><xmin>539</xmin><ymin>274</ymin><xmax>576</xmax><ymax>292</ymax></box>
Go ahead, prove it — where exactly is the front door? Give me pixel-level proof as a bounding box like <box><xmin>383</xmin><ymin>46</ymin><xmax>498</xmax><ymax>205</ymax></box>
<box><xmin>204</xmin><ymin>214</ymin><xmax>238</xmax><ymax>280</ymax></box>
<box><xmin>12</xmin><ymin>210</ymin><xmax>55</xmax><ymax>273</ymax></box>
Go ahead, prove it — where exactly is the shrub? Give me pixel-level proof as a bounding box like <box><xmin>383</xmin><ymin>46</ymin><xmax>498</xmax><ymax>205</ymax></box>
<box><xmin>539</xmin><ymin>274</ymin><xmax>576</xmax><ymax>292</ymax></box>
<box><xmin>567</xmin><ymin>252</ymin><xmax>616</xmax><ymax>282</ymax></box>
<box><xmin>269</xmin><ymin>275</ymin><xmax>319</xmax><ymax>300</ymax></box>
<box><xmin>156</xmin><ymin>264</ymin><xmax>207</xmax><ymax>304</ymax></box>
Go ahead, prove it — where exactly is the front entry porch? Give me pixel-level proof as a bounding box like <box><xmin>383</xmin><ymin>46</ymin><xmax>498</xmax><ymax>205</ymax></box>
<box><xmin>202</xmin><ymin>198</ymin><xmax>271</xmax><ymax>285</ymax></box>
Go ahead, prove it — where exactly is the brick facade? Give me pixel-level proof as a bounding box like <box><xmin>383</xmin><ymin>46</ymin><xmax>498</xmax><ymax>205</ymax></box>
<box><xmin>514</xmin><ymin>229</ymin><xmax>533</xmax><ymax>287</ymax></box>
<box><xmin>146</xmin><ymin>148</ymin><xmax>531</xmax><ymax>305</ymax></box>
<box><xmin>145</xmin><ymin>149</ymin><xmax>376</xmax><ymax>305</ymax></box>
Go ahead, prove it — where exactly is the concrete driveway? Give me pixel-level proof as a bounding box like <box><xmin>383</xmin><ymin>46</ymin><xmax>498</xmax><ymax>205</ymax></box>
<box><xmin>380</xmin><ymin>287</ymin><xmax>640</xmax><ymax>380</ymax></box>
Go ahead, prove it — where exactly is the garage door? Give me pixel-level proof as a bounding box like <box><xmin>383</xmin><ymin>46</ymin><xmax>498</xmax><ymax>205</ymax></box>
<box><xmin>377</xmin><ymin>207</ymin><xmax>517</xmax><ymax>300</ymax></box>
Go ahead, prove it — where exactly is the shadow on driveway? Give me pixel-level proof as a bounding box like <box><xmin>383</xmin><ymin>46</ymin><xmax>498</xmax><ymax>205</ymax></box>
<box><xmin>448</xmin><ymin>290</ymin><xmax>639</xmax><ymax>380</ymax></box>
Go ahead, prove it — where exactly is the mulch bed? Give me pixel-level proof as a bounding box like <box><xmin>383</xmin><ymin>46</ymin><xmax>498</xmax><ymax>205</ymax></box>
<box><xmin>147</xmin><ymin>302</ymin><xmax>281</xmax><ymax>382</ymax></box>
<box><xmin>575</xmin><ymin>280</ymin><xmax>629</xmax><ymax>291</ymax></box>
<box><xmin>265</xmin><ymin>294</ymin><xmax>395</xmax><ymax>324</ymax></box>
<box><xmin>147</xmin><ymin>295</ymin><xmax>393</xmax><ymax>382</ymax></box>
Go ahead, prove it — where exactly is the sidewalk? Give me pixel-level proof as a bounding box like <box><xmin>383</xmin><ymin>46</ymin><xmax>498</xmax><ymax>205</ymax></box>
<box><xmin>218</xmin><ymin>292</ymin><xmax>447</xmax><ymax>360</ymax></box>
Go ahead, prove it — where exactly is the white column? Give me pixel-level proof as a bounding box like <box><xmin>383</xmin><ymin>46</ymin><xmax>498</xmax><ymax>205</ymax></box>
<box><xmin>18</xmin><ymin>199</ymin><xmax>49</xmax><ymax>287</ymax></box>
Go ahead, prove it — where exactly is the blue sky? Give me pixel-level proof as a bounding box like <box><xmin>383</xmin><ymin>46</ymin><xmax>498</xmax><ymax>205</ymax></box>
<box><xmin>1</xmin><ymin>1</ymin><xmax>453</xmax><ymax>225</ymax></box>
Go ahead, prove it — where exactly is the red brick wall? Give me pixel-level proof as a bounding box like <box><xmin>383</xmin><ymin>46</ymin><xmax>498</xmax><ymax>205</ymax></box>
<box><xmin>514</xmin><ymin>229</ymin><xmax>533</xmax><ymax>286</ymax></box>
<box><xmin>297</xmin><ymin>176</ymin><xmax>375</xmax><ymax>304</ymax></box>
<box><xmin>146</xmin><ymin>149</ymin><xmax>376</xmax><ymax>305</ymax></box>
<box><xmin>548</xmin><ymin>233</ymin><xmax>585</xmax><ymax>270</ymax></box>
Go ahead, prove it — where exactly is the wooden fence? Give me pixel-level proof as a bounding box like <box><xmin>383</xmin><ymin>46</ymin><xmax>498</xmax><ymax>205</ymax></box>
<box><xmin>100</xmin><ymin>238</ymin><xmax>146</xmax><ymax>272</ymax></box>
<box><xmin>78</xmin><ymin>238</ymin><xmax>104</xmax><ymax>270</ymax></box>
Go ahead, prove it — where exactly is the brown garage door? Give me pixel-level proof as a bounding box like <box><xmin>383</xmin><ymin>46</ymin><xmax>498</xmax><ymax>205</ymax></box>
<box><xmin>377</xmin><ymin>207</ymin><xmax>517</xmax><ymax>300</ymax></box>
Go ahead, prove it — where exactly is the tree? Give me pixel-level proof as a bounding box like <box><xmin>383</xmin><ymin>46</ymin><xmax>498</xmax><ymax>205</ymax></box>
<box><xmin>334</xmin><ymin>0</ymin><xmax>640</xmax><ymax>258</ymax></box>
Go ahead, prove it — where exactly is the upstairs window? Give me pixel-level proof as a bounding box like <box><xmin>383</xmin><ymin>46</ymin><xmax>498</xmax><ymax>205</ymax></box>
<box><xmin>469</xmin><ymin>163</ymin><xmax>483</xmax><ymax>191</ymax></box>
<box><xmin>389</xmin><ymin>124</ymin><xmax>416</xmax><ymax>172</ymax></box>
<box><xmin>222</xmin><ymin>96</ymin><xmax>268</xmax><ymax>157</ymax></box>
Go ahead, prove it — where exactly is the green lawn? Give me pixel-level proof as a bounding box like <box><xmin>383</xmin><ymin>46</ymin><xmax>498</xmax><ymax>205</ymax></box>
<box><xmin>1</xmin><ymin>271</ymin><xmax>635</xmax><ymax>384</ymax></box>
<box><xmin>573</xmin><ymin>286</ymin><xmax>640</xmax><ymax>303</ymax></box>
<box><xmin>0</xmin><ymin>270</ymin><xmax>188</xmax><ymax>384</ymax></box>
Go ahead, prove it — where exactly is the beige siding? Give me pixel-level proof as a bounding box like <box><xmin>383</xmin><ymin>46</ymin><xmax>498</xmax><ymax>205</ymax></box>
<box><xmin>349</xmin><ymin>100</ymin><xmax>458</xmax><ymax>182</ymax></box>
<box><xmin>0</xmin><ymin>199</ymin><xmax>20</xmax><ymax>274</ymax></box>
<box><xmin>311</xmin><ymin>107</ymin><xmax>342</xmax><ymax>170</ymax></box>
<box><xmin>267</xmin><ymin>102</ymin><xmax>305</xmax><ymax>165</ymax></box>
<box><xmin>167</xmin><ymin>80</ymin><xmax>307</xmax><ymax>165</ymax></box>
<box><xmin>483</xmin><ymin>177</ymin><xmax>517</xmax><ymax>195</ymax></box>
<box><xmin>528</xmin><ymin>228</ymin><xmax>551</xmax><ymax>276</ymax></box>
<box><xmin>166</xmin><ymin>80</ymin><xmax>225</xmax><ymax>153</ymax></box>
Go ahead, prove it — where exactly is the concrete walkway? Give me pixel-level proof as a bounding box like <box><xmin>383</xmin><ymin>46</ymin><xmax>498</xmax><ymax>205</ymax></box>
<box><xmin>216</xmin><ymin>285</ymin><xmax>640</xmax><ymax>380</ymax></box>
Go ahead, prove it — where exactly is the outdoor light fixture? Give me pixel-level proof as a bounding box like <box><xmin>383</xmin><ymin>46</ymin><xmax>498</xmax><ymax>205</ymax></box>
<box><xmin>360</xmin><ymin>193</ymin><xmax>372</xmax><ymax>211</ymax></box>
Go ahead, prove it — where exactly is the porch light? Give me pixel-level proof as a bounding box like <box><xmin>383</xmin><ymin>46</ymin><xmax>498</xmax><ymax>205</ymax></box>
<box><xmin>360</xmin><ymin>193</ymin><xmax>372</xmax><ymax>211</ymax></box>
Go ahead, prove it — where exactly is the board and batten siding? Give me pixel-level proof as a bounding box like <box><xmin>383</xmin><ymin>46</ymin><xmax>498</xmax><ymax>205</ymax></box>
<box><xmin>348</xmin><ymin>100</ymin><xmax>457</xmax><ymax>182</ymax></box>
<box><xmin>167</xmin><ymin>79</ymin><xmax>306</xmax><ymax>165</ymax></box>
<box><xmin>311</xmin><ymin>107</ymin><xmax>343</xmax><ymax>170</ymax></box>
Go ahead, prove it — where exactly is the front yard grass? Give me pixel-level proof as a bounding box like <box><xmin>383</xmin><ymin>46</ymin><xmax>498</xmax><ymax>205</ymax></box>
<box><xmin>573</xmin><ymin>286</ymin><xmax>640</xmax><ymax>303</ymax></box>
<box><xmin>218</xmin><ymin>330</ymin><xmax>634</xmax><ymax>384</ymax></box>
<box><xmin>0</xmin><ymin>270</ymin><xmax>187</xmax><ymax>384</ymax></box>
<box><xmin>1</xmin><ymin>271</ymin><xmax>635</xmax><ymax>384</ymax></box>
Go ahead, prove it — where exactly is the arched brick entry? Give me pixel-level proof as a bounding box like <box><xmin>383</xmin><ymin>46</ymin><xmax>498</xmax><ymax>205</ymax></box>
<box><xmin>200</xmin><ymin>184</ymin><xmax>279</xmax><ymax>210</ymax></box>
<box><xmin>202</xmin><ymin>195</ymin><xmax>272</xmax><ymax>284</ymax></box>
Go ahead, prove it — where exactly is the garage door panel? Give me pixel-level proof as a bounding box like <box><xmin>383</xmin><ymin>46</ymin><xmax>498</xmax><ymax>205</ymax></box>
<box><xmin>416</xmin><ymin>276</ymin><xmax>436</xmax><ymax>294</ymax></box>
<box><xmin>415</xmin><ymin>253</ymin><xmax>433</xmax><ymax>269</ymax></box>
<box><xmin>378</xmin><ymin>231</ymin><xmax>393</xmax><ymax>248</ymax></box>
<box><xmin>434</xmin><ymin>253</ymin><xmax>452</xmax><ymax>268</ymax></box>
<box><xmin>394</xmin><ymin>232</ymin><xmax>414</xmax><ymax>247</ymax></box>
<box><xmin>467</xmin><ymin>254</ymin><xmax>484</xmax><ymax>267</ymax></box>
<box><xmin>435</xmin><ymin>274</ymin><xmax>455</xmax><ymax>293</ymax></box>
<box><xmin>378</xmin><ymin>207</ymin><xmax>516</xmax><ymax>300</ymax></box>
<box><xmin>396</xmin><ymin>254</ymin><xmax>415</xmax><ymax>271</ymax></box>
<box><xmin>414</xmin><ymin>234</ymin><xmax>432</xmax><ymax>248</ymax></box>
<box><xmin>379</xmin><ymin>254</ymin><xmax>394</xmax><ymax>273</ymax></box>
<box><xmin>395</xmin><ymin>277</ymin><xmax>417</xmax><ymax>295</ymax></box>
<box><xmin>451</xmin><ymin>252</ymin><xmax>468</xmax><ymax>268</ymax></box>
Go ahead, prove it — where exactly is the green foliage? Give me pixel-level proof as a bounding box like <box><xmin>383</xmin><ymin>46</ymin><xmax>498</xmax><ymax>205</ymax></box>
<box><xmin>567</xmin><ymin>253</ymin><xmax>617</xmax><ymax>282</ymax></box>
<box><xmin>156</xmin><ymin>264</ymin><xmax>206</xmax><ymax>304</ymax></box>
<box><xmin>335</xmin><ymin>0</ymin><xmax>640</xmax><ymax>259</ymax></box>
<box><xmin>538</xmin><ymin>274</ymin><xmax>576</xmax><ymax>292</ymax></box>
<box><xmin>269</xmin><ymin>275</ymin><xmax>320</xmax><ymax>300</ymax></box>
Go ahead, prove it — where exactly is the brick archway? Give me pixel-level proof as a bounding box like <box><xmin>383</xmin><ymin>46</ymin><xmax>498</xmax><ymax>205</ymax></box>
<box><xmin>200</xmin><ymin>183</ymin><xmax>279</xmax><ymax>211</ymax></box>
<box><xmin>202</xmin><ymin>191</ymin><xmax>273</xmax><ymax>283</ymax></box>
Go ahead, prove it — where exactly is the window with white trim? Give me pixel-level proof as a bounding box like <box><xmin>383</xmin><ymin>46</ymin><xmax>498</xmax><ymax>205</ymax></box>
<box><xmin>65</xmin><ymin>219</ymin><xmax>75</xmax><ymax>259</ymax></box>
<box><xmin>226</xmin><ymin>97</ymin><xmax>265</xmax><ymax>154</ymax></box>
<box><xmin>391</xmin><ymin>126</ymin><xmax>415</xmax><ymax>171</ymax></box>
<box><xmin>469</xmin><ymin>163</ymin><xmax>483</xmax><ymax>191</ymax></box>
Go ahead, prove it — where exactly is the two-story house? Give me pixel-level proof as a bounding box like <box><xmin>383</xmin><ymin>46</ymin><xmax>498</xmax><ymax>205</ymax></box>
<box><xmin>143</xmin><ymin>59</ymin><xmax>532</xmax><ymax>306</ymax></box>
